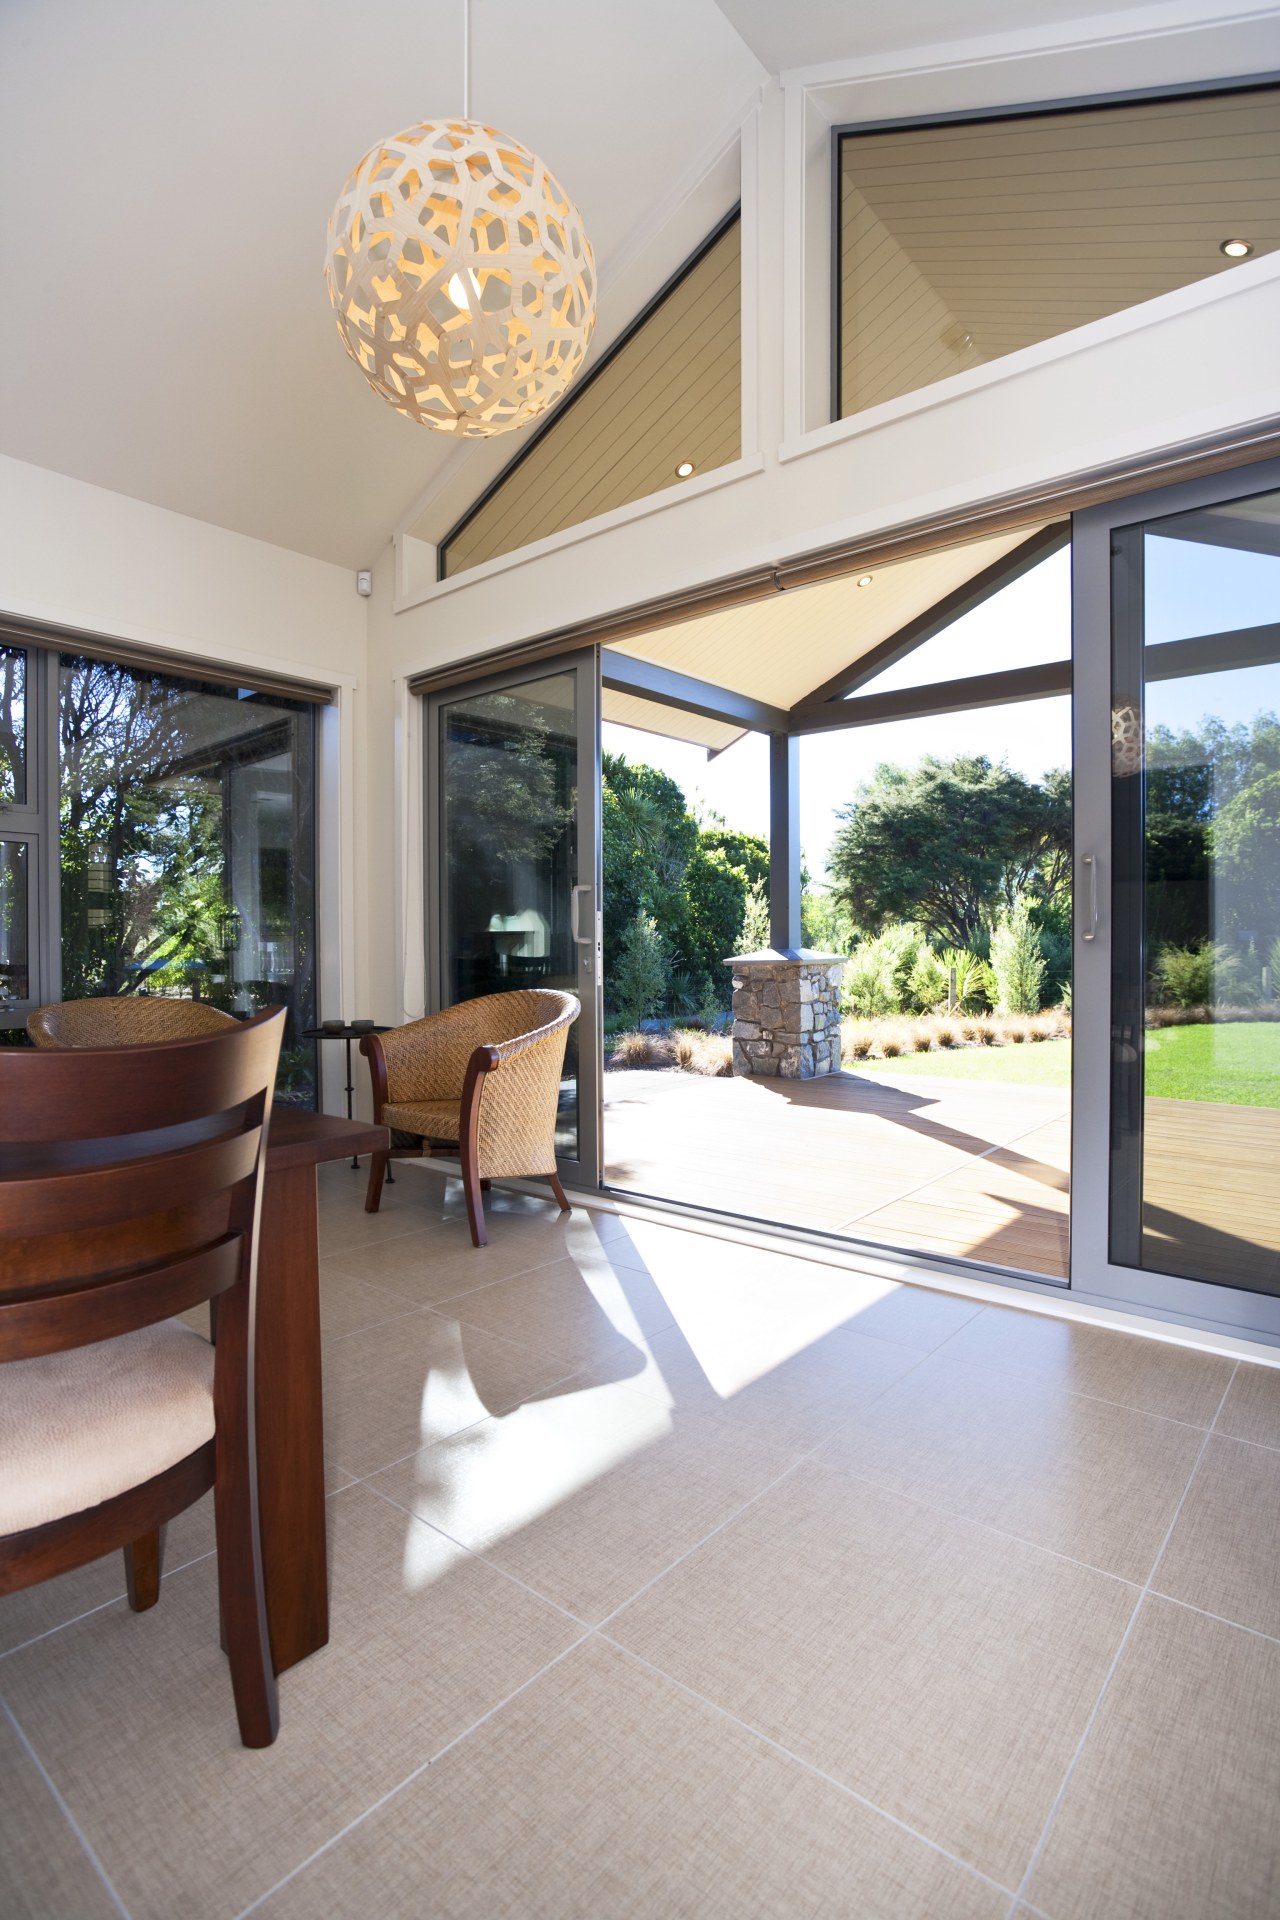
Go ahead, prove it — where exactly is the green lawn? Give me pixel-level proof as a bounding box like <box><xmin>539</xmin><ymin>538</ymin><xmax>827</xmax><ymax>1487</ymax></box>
<box><xmin>845</xmin><ymin>1038</ymin><xmax>1072</xmax><ymax>1088</ymax></box>
<box><xmin>1143</xmin><ymin>1021</ymin><xmax>1280</xmax><ymax>1106</ymax></box>
<box><xmin>844</xmin><ymin>1022</ymin><xmax>1280</xmax><ymax>1106</ymax></box>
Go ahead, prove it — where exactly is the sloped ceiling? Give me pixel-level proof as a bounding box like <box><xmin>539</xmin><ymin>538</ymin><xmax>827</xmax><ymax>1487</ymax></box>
<box><xmin>713</xmin><ymin>0</ymin><xmax>1154</xmax><ymax>74</ymax></box>
<box><xmin>0</xmin><ymin>0</ymin><xmax>764</xmax><ymax>568</ymax></box>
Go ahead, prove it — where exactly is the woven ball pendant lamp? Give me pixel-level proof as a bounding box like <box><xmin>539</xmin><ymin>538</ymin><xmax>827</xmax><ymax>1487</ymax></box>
<box><xmin>324</xmin><ymin>117</ymin><xmax>596</xmax><ymax>435</ymax></box>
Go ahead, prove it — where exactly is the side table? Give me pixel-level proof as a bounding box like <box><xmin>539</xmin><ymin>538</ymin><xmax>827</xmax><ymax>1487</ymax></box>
<box><xmin>304</xmin><ymin>1023</ymin><xmax>391</xmax><ymax>1169</ymax></box>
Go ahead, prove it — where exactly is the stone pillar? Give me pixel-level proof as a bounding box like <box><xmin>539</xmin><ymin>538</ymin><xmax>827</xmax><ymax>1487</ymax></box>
<box><xmin>724</xmin><ymin>950</ymin><xmax>846</xmax><ymax>1079</ymax></box>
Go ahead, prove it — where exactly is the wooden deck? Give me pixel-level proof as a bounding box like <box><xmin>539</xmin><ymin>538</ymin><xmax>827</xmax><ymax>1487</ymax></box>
<box><xmin>603</xmin><ymin>1066</ymin><xmax>1071</xmax><ymax>1279</ymax></box>
<box><xmin>604</xmin><ymin>1068</ymin><xmax>1280</xmax><ymax>1290</ymax></box>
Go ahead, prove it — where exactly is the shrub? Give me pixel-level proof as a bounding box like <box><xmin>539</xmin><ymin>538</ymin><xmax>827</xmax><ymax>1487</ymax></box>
<box><xmin>990</xmin><ymin>899</ymin><xmax>1047</xmax><ymax>1014</ymax></box>
<box><xmin>906</xmin><ymin>944</ymin><xmax>949</xmax><ymax>1013</ymax></box>
<box><xmin>609</xmin><ymin>1029</ymin><xmax>673</xmax><ymax>1068</ymax></box>
<box><xmin>937</xmin><ymin>946</ymin><xmax>990</xmax><ymax>1012</ymax></box>
<box><xmin>843</xmin><ymin>924</ymin><xmax>924</xmax><ymax>1018</ymax></box>
<box><xmin>1153</xmin><ymin>940</ymin><xmax>1257</xmax><ymax>1009</ymax></box>
<box><xmin>611</xmin><ymin>911</ymin><xmax>670</xmax><ymax>1026</ymax></box>
<box><xmin>739</xmin><ymin>877</ymin><xmax>771</xmax><ymax>954</ymax></box>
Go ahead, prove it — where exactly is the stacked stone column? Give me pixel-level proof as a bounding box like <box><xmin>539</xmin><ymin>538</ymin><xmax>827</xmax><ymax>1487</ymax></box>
<box><xmin>724</xmin><ymin>951</ymin><xmax>846</xmax><ymax>1079</ymax></box>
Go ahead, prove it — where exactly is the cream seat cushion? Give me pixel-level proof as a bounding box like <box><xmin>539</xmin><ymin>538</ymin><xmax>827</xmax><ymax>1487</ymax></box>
<box><xmin>0</xmin><ymin>1320</ymin><xmax>215</xmax><ymax>1535</ymax></box>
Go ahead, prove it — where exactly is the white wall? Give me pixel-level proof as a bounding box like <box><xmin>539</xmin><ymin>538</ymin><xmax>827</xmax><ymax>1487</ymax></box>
<box><xmin>0</xmin><ymin>455</ymin><xmax>373</xmax><ymax>1113</ymax></box>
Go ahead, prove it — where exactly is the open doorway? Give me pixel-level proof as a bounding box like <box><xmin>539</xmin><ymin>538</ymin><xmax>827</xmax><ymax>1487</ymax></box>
<box><xmin>600</xmin><ymin>532</ymin><xmax>1073</xmax><ymax>1281</ymax></box>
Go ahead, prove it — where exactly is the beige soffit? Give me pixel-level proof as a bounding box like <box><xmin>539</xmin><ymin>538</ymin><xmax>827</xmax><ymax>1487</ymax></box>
<box><xmin>841</xmin><ymin>85</ymin><xmax>1280</xmax><ymax>416</ymax></box>
<box><xmin>601</xmin><ymin>687</ymin><xmax>745</xmax><ymax>753</ymax></box>
<box><xmin>611</xmin><ymin>524</ymin><xmax>1048</xmax><ymax>713</ymax></box>
<box><xmin>443</xmin><ymin>218</ymin><xmax>741</xmax><ymax>576</ymax></box>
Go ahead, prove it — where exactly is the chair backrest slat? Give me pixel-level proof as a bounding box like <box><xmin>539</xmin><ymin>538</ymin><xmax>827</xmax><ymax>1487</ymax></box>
<box><xmin>0</xmin><ymin>1236</ymin><xmax>244</xmax><ymax>1361</ymax></box>
<box><xmin>0</xmin><ymin>1009</ymin><xmax>285</xmax><ymax>1366</ymax></box>
<box><xmin>0</xmin><ymin>1025</ymin><xmax>281</xmax><ymax>1144</ymax></box>
<box><xmin>0</xmin><ymin>1129</ymin><xmax>261</xmax><ymax>1242</ymax></box>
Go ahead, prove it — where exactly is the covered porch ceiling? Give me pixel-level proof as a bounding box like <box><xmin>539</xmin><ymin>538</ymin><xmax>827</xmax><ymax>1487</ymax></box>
<box><xmin>601</xmin><ymin>519</ymin><xmax>1067</xmax><ymax>751</ymax></box>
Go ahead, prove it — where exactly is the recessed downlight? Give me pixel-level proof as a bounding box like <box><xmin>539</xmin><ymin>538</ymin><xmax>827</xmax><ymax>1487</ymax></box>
<box><xmin>856</xmin><ymin>574</ymin><xmax>874</xmax><ymax>587</ymax></box>
<box><xmin>675</xmin><ymin>459</ymin><xmax>695</xmax><ymax>478</ymax></box>
<box><xmin>1220</xmin><ymin>238</ymin><xmax>1253</xmax><ymax>259</ymax></box>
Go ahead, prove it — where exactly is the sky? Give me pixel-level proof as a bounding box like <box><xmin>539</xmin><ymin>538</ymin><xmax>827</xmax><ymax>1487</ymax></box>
<box><xmin>602</xmin><ymin>546</ymin><xmax>1073</xmax><ymax>884</ymax></box>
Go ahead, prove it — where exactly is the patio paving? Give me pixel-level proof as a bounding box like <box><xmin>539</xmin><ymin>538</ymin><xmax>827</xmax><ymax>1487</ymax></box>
<box><xmin>603</xmin><ymin>1065</ymin><xmax>1071</xmax><ymax>1279</ymax></box>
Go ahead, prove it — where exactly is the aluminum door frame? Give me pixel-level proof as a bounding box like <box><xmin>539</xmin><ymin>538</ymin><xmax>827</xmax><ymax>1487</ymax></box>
<box><xmin>423</xmin><ymin>645</ymin><xmax>603</xmax><ymax>1189</ymax></box>
<box><xmin>1070</xmin><ymin>456</ymin><xmax>1280</xmax><ymax>1346</ymax></box>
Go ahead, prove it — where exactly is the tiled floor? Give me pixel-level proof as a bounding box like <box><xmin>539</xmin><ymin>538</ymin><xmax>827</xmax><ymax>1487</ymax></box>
<box><xmin>4</xmin><ymin>1162</ymin><xmax>1280</xmax><ymax>1919</ymax></box>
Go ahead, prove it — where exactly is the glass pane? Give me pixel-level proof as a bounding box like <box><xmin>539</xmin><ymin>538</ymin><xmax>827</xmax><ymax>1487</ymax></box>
<box><xmin>57</xmin><ymin>656</ymin><xmax>317</xmax><ymax>1104</ymax></box>
<box><xmin>0</xmin><ymin>647</ymin><xmax>27</xmax><ymax>808</ymax></box>
<box><xmin>0</xmin><ymin>838</ymin><xmax>29</xmax><ymax>1003</ymax></box>
<box><xmin>1144</xmin><ymin>490</ymin><xmax>1280</xmax><ymax>644</ymax></box>
<box><xmin>839</xmin><ymin>86</ymin><xmax>1280</xmax><ymax>421</ymax></box>
<box><xmin>440</xmin><ymin>673</ymin><xmax>581</xmax><ymax>1156</ymax></box>
<box><xmin>1111</xmin><ymin>486</ymin><xmax>1280</xmax><ymax>1291</ymax></box>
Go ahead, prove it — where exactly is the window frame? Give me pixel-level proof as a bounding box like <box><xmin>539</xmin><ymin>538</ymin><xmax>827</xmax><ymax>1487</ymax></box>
<box><xmin>438</xmin><ymin>205</ymin><xmax>742</xmax><ymax>582</ymax></box>
<box><xmin>831</xmin><ymin>69</ymin><xmax>1280</xmax><ymax>426</ymax></box>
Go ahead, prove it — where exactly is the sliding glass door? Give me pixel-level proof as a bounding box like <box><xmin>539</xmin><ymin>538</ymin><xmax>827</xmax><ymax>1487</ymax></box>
<box><xmin>1072</xmin><ymin>459</ymin><xmax>1280</xmax><ymax>1337</ymax></box>
<box><xmin>426</xmin><ymin>650</ymin><xmax>602</xmax><ymax>1186</ymax></box>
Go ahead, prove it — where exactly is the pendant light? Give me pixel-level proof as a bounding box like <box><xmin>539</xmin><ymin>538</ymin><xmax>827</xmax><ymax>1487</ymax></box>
<box><xmin>323</xmin><ymin>2</ymin><xmax>596</xmax><ymax>435</ymax></box>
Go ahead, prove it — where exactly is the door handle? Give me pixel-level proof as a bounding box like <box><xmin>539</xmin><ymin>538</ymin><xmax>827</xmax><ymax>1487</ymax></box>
<box><xmin>1080</xmin><ymin>854</ymin><xmax>1098</xmax><ymax>942</ymax></box>
<box><xmin>571</xmin><ymin>884</ymin><xmax>593</xmax><ymax>947</ymax></box>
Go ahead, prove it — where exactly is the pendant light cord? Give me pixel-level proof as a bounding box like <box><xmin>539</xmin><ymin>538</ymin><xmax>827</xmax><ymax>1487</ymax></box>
<box><xmin>462</xmin><ymin>0</ymin><xmax>471</xmax><ymax>119</ymax></box>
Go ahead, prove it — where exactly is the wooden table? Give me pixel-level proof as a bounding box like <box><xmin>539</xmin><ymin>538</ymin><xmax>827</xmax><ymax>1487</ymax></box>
<box><xmin>258</xmin><ymin>1107</ymin><xmax>387</xmax><ymax>1673</ymax></box>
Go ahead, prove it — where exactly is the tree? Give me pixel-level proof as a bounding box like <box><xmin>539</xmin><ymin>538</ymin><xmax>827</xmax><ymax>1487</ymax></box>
<box><xmin>827</xmin><ymin>754</ymin><xmax>1070</xmax><ymax>949</ymax></box>
<box><xmin>601</xmin><ymin>752</ymin><xmax>768</xmax><ymax>1016</ymax></box>
<box><xmin>612</xmin><ymin>910</ymin><xmax>669</xmax><ymax>1026</ymax></box>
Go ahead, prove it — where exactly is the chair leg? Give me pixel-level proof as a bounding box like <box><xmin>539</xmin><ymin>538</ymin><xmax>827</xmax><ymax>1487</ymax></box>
<box><xmin>124</xmin><ymin>1530</ymin><xmax>162</xmax><ymax>1612</ymax></box>
<box><xmin>462</xmin><ymin>1158</ymin><xmax>488</xmax><ymax>1248</ymax></box>
<box><xmin>213</xmin><ymin>1465</ymin><xmax>278</xmax><ymax>1748</ymax></box>
<box><xmin>365</xmin><ymin>1148</ymin><xmax>388</xmax><ymax>1214</ymax></box>
<box><xmin>548</xmin><ymin>1172</ymin><xmax>572</xmax><ymax>1215</ymax></box>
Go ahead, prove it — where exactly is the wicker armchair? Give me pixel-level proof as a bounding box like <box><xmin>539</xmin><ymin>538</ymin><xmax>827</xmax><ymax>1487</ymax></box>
<box><xmin>28</xmin><ymin>997</ymin><xmax>237</xmax><ymax>1049</ymax></box>
<box><xmin>361</xmin><ymin>989</ymin><xmax>580</xmax><ymax>1247</ymax></box>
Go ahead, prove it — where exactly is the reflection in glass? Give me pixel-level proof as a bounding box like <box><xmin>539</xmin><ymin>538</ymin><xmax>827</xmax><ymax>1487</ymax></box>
<box><xmin>440</xmin><ymin>674</ymin><xmax>580</xmax><ymax>1155</ymax></box>
<box><xmin>1111</xmin><ymin>484</ymin><xmax>1280</xmax><ymax>1292</ymax></box>
<box><xmin>0</xmin><ymin>648</ymin><xmax>26</xmax><ymax>808</ymax></box>
<box><xmin>0</xmin><ymin>839</ymin><xmax>29</xmax><ymax>1002</ymax></box>
<box><xmin>57</xmin><ymin>656</ymin><xmax>317</xmax><ymax>1103</ymax></box>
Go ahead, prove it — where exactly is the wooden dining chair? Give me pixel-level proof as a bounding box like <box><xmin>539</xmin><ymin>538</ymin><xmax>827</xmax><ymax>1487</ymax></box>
<box><xmin>0</xmin><ymin>1007</ymin><xmax>285</xmax><ymax>1749</ymax></box>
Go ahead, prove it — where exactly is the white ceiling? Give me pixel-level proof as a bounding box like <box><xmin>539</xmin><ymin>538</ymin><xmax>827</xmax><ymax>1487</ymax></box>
<box><xmin>0</xmin><ymin>0</ymin><xmax>763</xmax><ymax>568</ymax></box>
<box><xmin>714</xmin><ymin>0</ymin><xmax>1172</xmax><ymax>74</ymax></box>
<box><xmin>0</xmin><ymin>2</ymin><xmax>1224</xmax><ymax>571</ymax></box>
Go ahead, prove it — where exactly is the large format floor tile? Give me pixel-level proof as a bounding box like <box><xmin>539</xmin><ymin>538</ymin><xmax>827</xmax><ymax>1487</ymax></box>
<box><xmin>0</xmin><ymin>1711</ymin><xmax>123</xmax><ymax>1920</ymax></box>
<box><xmin>815</xmin><ymin>1350</ymin><xmax>1205</xmax><ymax>1580</ymax></box>
<box><xmin>624</xmin><ymin>1319</ymin><xmax>921</xmax><ymax>1456</ymax></box>
<box><xmin>935</xmin><ymin>1302</ymin><xmax>1235</xmax><ymax>1426</ymax></box>
<box><xmin>1151</xmin><ymin>1433</ymin><xmax>1280</xmax><ymax>1639</ymax></box>
<box><xmin>607</xmin><ymin>1463</ymin><xmax>1137</xmax><ymax>1888</ymax></box>
<box><xmin>256</xmin><ymin>1637</ymin><xmax>1008</xmax><ymax>1920</ymax></box>
<box><xmin>321</xmin><ymin>1302</ymin><xmax>588</xmax><ymax>1481</ymax></box>
<box><xmin>370</xmin><ymin>1383</ymin><xmax>796</xmax><ymax>1623</ymax></box>
<box><xmin>432</xmin><ymin>1253</ymin><xmax>675</xmax><ymax>1376</ymax></box>
<box><xmin>1215</xmin><ymin>1359</ymin><xmax>1280</xmax><ymax>1450</ymax></box>
<box><xmin>0</xmin><ymin>1486</ymin><xmax>580</xmax><ymax>1920</ymax></box>
<box><xmin>1028</xmin><ymin>1596</ymin><xmax>1280</xmax><ymax>1919</ymax></box>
